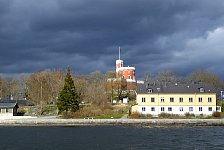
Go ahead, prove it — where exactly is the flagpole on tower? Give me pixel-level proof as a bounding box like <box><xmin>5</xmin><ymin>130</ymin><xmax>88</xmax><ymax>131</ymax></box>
<box><xmin>119</xmin><ymin>46</ymin><xmax>121</xmax><ymax>60</ymax></box>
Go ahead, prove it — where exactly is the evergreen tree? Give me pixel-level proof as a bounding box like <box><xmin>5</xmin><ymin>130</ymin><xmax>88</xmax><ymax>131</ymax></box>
<box><xmin>57</xmin><ymin>67</ymin><xmax>80</xmax><ymax>114</ymax></box>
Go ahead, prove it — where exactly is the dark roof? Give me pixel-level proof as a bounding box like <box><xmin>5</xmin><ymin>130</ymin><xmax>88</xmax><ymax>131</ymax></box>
<box><xmin>0</xmin><ymin>100</ymin><xmax>34</xmax><ymax>106</ymax></box>
<box><xmin>137</xmin><ymin>82</ymin><xmax>216</xmax><ymax>94</ymax></box>
<box><xmin>0</xmin><ymin>103</ymin><xmax>18</xmax><ymax>108</ymax></box>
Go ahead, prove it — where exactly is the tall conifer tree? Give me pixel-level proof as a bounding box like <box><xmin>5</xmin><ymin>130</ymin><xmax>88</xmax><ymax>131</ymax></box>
<box><xmin>57</xmin><ymin>67</ymin><xmax>79</xmax><ymax>114</ymax></box>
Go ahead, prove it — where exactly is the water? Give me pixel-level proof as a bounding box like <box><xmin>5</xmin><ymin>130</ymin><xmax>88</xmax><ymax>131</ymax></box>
<box><xmin>0</xmin><ymin>125</ymin><xmax>223</xmax><ymax>150</ymax></box>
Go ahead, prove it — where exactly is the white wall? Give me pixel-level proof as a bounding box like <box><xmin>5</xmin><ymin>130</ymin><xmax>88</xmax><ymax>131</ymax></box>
<box><xmin>138</xmin><ymin>106</ymin><xmax>217</xmax><ymax>116</ymax></box>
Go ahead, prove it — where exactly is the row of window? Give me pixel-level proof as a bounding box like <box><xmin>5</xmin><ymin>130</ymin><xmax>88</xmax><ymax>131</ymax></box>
<box><xmin>141</xmin><ymin>97</ymin><xmax>212</xmax><ymax>103</ymax></box>
<box><xmin>147</xmin><ymin>87</ymin><xmax>205</xmax><ymax>93</ymax></box>
<box><xmin>142</xmin><ymin>107</ymin><xmax>213</xmax><ymax>112</ymax></box>
<box><xmin>0</xmin><ymin>108</ymin><xmax>9</xmax><ymax>113</ymax></box>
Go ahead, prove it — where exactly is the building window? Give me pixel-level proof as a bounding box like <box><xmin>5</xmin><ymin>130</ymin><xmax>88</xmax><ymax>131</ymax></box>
<box><xmin>179</xmin><ymin>97</ymin><xmax>183</xmax><ymax>103</ymax></box>
<box><xmin>170</xmin><ymin>97</ymin><xmax>174</xmax><ymax>102</ymax></box>
<box><xmin>142</xmin><ymin>97</ymin><xmax>146</xmax><ymax>103</ymax></box>
<box><xmin>179</xmin><ymin>107</ymin><xmax>183</xmax><ymax>112</ymax></box>
<box><xmin>142</xmin><ymin>107</ymin><xmax>146</xmax><ymax>112</ymax></box>
<box><xmin>168</xmin><ymin>107</ymin><xmax>172</xmax><ymax>112</ymax></box>
<box><xmin>208</xmin><ymin>97</ymin><xmax>212</xmax><ymax>102</ymax></box>
<box><xmin>161</xmin><ymin>107</ymin><xmax>165</xmax><ymax>112</ymax></box>
<box><xmin>199</xmin><ymin>88</ymin><xmax>204</xmax><ymax>92</ymax></box>
<box><xmin>160</xmin><ymin>97</ymin><xmax>165</xmax><ymax>103</ymax></box>
<box><xmin>189</xmin><ymin>97</ymin><xmax>193</xmax><ymax>103</ymax></box>
<box><xmin>199</xmin><ymin>107</ymin><xmax>203</xmax><ymax>112</ymax></box>
<box><xmin>198</xmin><ymin>97</ymin><xmax>203</xmax><ymax>102</ymax></box>
<box><xmin>6</xmin><ymin>108</ymin><xmax>9</xmax><ymax>113</ymax></box>
<box><xmin>151</xmin><ymin>97</ymin><xmax>155</xmax><ymax>102</ymax></box>
<box><xmin>148</xmin><ymin>89</ymin><xmax>153</xmax><ymax>93</ymax></box>
<box><xmin>216</xmin><ymin>107</ymin><xmax>221</xmax><ymax>111</ymax></box>
<box><xmin>208</xmin><ymin>107</ymin><xmax>212</xmax><ymax>111</ymax></box>
<box><xmin>189</xmin><ymin>107</ymin><xmax>193</xmax><ymax>112</ymax></box>
<box><xmin>151</xmin><ymin>107</ymin><xmax>155</xmax><ymax>111</ymax></box>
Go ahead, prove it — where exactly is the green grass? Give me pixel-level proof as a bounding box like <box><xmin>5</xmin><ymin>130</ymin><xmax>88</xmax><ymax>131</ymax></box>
<box><xmin>95</xmin><ymin>113</ymin><xmax>125</xmax><ymax>119</ymax></box>
<box><xmin>95</xmin><ymin>107</ymin><xmax>129</xmax><ymax>119</ymax></box>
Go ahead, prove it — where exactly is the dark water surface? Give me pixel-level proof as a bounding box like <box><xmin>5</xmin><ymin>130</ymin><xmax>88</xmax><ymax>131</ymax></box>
<box><xmin>0</xmin><ymin>125</ymin><xmax>223</xmax><ymax>150</ymax></box>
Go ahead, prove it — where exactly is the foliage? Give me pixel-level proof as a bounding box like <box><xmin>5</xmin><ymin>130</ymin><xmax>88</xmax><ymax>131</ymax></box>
<box><xmin>17</xmin><ymin>108</ymin><xmax>27</xmax><ymax>116</ymax></box>
<box><xmin>27</xmin><ymin>70</ymin><xmax>64</xmax><ymax>105</ymax></box>
<box><xmin>129</xmin><ymin>112</ymin><xmax>142</xmax><ymax>118</ymax></box>
<box><xmin>188</xmin><ymin>70</ymin><xmax>222</xmax><ymax>87</ymax></box>
<box><xmin>128</xmin><ymin>100</ymin><xmax>137</xmax><ymax>106</ymax></box>
<box><xmin>62</xmin><ymin>104</ymin><xmax>129</xmax><ymax>119</ymax></box>
<box><xmin>106</xmin><ymin>71</ymin><xmax>116</xmax><ymax>78</ymax></box>
<box><xmin>129</xmin><ymin>112</ymin><xmax>153</xmax><ymax>119</ymax></box>
<box><xmin>106</xmin><ymin>77</ymin><xmax>127</xmax><ymax>102</ymax></box>
<box><xmin>212</xmin><ymin>111</ymin><xmax>221</xmax><ymax>118</ymax></box>
<box><xmin>158</xmin><ymin>113</ymin><xmax>183</xmax><ymax>119</ymax></box>
<box><xmin>1</xmin><ymin>68</ymin><xmax>224</xmax><ymax>117</ymax></box>
<box><xmin>57</xmin><ymin>67</ymin><xmax>80</xmax><ymax>114</ymax></box>
<box><xmin>222</xmin><ymin>103</ymin><xmax>224</xmax><ymax>112</ymax></box>
<box><xmin>184</xmin><ymin>112</ymin><xmax>195</xmax><ymax>118</ymax></box>
<box><xmin>156</xmin><ymin>70</ymin><xmax>180</xmax><ymax>83</ymax></box>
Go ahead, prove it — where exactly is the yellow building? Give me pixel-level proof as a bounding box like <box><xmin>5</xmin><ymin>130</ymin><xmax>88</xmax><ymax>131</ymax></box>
<box><xmin>132</xmin><ymin>82</ymin><xmax>221</xmax><ymax>115</ymax></box>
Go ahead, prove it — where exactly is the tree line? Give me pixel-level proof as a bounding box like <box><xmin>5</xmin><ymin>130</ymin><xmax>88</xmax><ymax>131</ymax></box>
<box><xmin>143</xmin><ymin>69</ymin><xmax>224</xmax><ymax>88</ymax></box>
<box><xmin>0</xmin><ymin>69</ymin><xmax>116</xmax><ymax>106</ymax></box>
<box><xmin>0</xmin><ymin>69</ymin><xmax>223</xmax><ymax>107</ymax></box>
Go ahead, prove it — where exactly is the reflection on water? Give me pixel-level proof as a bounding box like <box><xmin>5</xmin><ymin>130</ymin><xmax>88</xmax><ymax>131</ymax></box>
<box><xmin>0</xmin><ymin>126</ymin><xmax>223</xmax><ymax>150</ymax></box>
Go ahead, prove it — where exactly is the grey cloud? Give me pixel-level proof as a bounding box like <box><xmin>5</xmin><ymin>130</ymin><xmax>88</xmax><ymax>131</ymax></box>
<box><xmin>1</xmin><ymin>0</ymin><xmax>224</xmax><ymax>78</ymax></box>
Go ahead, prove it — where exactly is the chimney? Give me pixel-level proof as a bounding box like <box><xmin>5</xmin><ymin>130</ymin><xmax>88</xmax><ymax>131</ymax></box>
<box><xmin>10</xmin><ymin>95</ymin><xmax>13</xmax><ymax>100</ymax></box>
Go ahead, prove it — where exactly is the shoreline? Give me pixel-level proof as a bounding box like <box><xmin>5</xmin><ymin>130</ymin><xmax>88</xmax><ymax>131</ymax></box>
<box><xmin>0</xmin><ymin>117</ymin><xmax>224</xmax><ymax>126</ymax></box>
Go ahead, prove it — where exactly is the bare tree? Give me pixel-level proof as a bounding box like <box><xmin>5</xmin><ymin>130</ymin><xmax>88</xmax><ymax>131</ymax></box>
<box><xmin>0</xmin><ymin>76</ymin><xmax>3</xmax><ymax>100</ymax></box>
<box><xmin>156</xmin><ymin>70</ymin><xmax>179</xmax><ymax>83</ymax></box>
<box><xmin>188</xmin><ymin>70</ymin><xmax>222</xmax><ymax>87</ymax></box>
<box><xmin>1</xmin><ymin>77</ymin><xmax>21</xmax><ymax>100</ymax></box>
<box><xmin>27</xmin><ymin>70</ymin><xmax>65</xmax><ymax>104</ymax></box>
<box><xmin>106</xmin><ymin>70</ymin><xmax>116</xmax><ymax>78</ymax></box>
<box><xmin>106</xmin><ymin>78</ymin><xmax>127</xmax><ymax>102</ymax></box>
<box><xmin>73</xmin><ymin>75</ymin><xmax>88</xmax><ymax>103</ymax></box>
<box><xmin>85</xmin><ymin>71</ymin><xmax>108</xmax><ymax>105</ymax></box>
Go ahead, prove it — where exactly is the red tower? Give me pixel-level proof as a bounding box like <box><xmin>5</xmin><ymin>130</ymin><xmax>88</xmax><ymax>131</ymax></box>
<box><xmin>115</xmin><ymin>47</ymin><xmax>136</xmax><ymax>90</ymax></box>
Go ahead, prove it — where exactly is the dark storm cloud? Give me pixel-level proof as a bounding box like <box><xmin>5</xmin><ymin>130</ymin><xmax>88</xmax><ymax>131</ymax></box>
<box><xmin>1</xmin><ymin>0</ymin><xmax>224</xmax><ymax>78</ymax></box>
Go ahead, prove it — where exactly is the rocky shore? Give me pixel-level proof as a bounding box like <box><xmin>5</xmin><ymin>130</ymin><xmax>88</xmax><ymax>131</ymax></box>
<box><xmin>0</xmin><ymin>117</ymin><xmax>224</xmax><ymax>126</ymax></box>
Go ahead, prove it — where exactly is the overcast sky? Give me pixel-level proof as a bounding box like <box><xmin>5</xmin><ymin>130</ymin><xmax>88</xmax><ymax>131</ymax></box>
<box><xmin>1</xmin><ymin>0</ymin><xmax>224</xmax><ymax>79</ymax></box>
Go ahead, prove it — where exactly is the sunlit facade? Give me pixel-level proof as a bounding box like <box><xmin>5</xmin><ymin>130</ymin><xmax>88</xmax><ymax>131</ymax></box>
<box><xmin>132</xmin><ymin>82</ymin><xmax>221</xmax><ymax>115</ymax></box>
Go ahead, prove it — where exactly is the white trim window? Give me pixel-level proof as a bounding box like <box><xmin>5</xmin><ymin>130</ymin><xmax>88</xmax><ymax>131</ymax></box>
<box><xmin>189</xmin><ymin>97</ymin><xmax>193</xmax><ymax>103</ymax></box>
<box><xmin>142</xmin><ymin>107</ymin><xmax>146</xmax><ymax>112</ymax></box>
<box><xmin>199</xmin><ymin>88</ymin><xmax>204</xmax><ymax>92</ymax></box>
<box><xmin>161</xmin><ymin>97</ymin><xmax>165</xmax><ymax>103</ymax></box>
<box><xmin>168</xmin><ymin>107</ymin><xmax>172</xmax><ymax>112</ymax></box>
<box><xmin>151</xmin><ymin>97</ymin><xmax>155</xmax><ymax>103</ymax></box>
<box><xmin>148</xmin><ymin>88</ymin><xmax>153</xmax><ymax>93</ymax></box>
<box><xmin>179</xmin><ymin>107</ymin><xmax>183</xmax><ymax>112</ymax></box>
<box><xmin>199</xmin><ymin>107</ymin><xmax>203</xmax><ymax>112</ymax></box>
<box><xmin>198</xmin><ymin>97</ymin><xmax>203</xmax><ymax>103</ymax></box>
<box><xmin>142</xmin><ymin>97</ymin><xmax>146</xmax><ymax>103</ymax></box>
<box><xmin>161</xmin><ymin>107</ymin><xmax>165</xmax><ymax>112</ymax></box>
<box><xmin>151</xmin><ymin>107</ymin><xmax>155</xmax><ymax>112</ymax></box>
<box><xmin>208</xmin><ymin>107</ymin><xmax>212</xmax><ymax>111</ymax></box>
<box><xmin>179</xmin><ymin>97</ymin><xmax>183</xmax><ymax>103</ymax></box>
<box><xmin>170</xmin><ymin>97</ymin><xmax>174</xmax><ymax>103</ymax></box>
<box><xmin>208</xmin><ymin>97</ymin><xmax>212</xmax><ymax>102</ymax></box>
<box><xmin>189</xmin><ymin>107</ymin><xmax>193</xmax><ymax>112</ymax></box>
